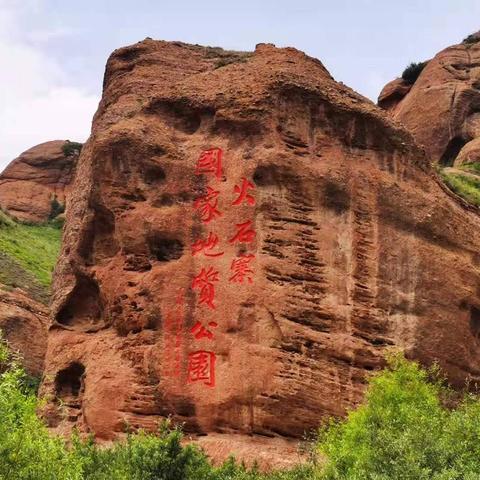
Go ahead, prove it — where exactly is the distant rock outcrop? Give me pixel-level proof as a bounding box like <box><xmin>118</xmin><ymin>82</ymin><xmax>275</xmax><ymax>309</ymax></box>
<box><xmin>40</xmin><ymin>39</ymin><xmax>480</xmax><ymax>466</ymax></box>
<box><xmin>378</xmin><ymin>32</ymin><xmax>480</xmax><ymax>166</ymax></box>
<box><xmin>0</xmin><ymin>286</ymin><xmax>48</xmax><ymax>377</ymax></box>
<box><xmin>0</xmin><ymin>140</ymin><xmax>80</xmax><ymax>223</ymax></box>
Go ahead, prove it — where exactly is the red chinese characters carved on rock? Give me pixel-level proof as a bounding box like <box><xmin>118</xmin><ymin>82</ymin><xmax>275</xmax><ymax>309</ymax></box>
<box><xmin>195</xmin><ymin>148</ymin><xmax>223</xmax><ymax>180</ymax></box>
<box><xmin>187</xmin><ymin>350</ymin><xmax>216</xmax><ymax>387</ymax></box>
<box><xmin>194</xmin><ymin>187</ymin><xmax>222</xmax><ymax>224</ymax></box>
<box><xmin>192</xmin><ymin>232</ymin><xmax>224</xmax><ymax>257</ymax></box>
<box><xmin>229</xmin><ymin>220</ymin><xmax>256</xmax><ymax>244</ymax></box>
<box><xmin>192</xmin><ymin>266</ymin><xmax>219</xmax><ymax>309</ymax></box>
<box><xmin>232</xmin><ymin>177</ymin><xmax>256</xmax><ymax>206</ymax></box>
<box><xmin>230</xmin><ymin>254</ymin><xmax>255</xmax><ymax>284</ymax></box>
<box><xmin>191</xmin><ymin>320</ymin><xmax>218</xmax><ymax>340</ymax></box>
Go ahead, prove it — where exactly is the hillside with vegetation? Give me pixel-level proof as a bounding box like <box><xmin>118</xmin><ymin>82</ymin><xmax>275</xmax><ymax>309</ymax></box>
<box><xmin>0</xmin><ymin>210</ymin><xmax>61</xmax><ymax>304</ymax></box>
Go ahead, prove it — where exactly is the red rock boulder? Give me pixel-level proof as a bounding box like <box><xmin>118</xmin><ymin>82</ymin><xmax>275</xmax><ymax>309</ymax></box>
<box><xmin>0</xmin><ymin>140</ymin><xmax>79</xmax><ymax>223</ymax></box>
<box><xmin>40</xmin><ymin>40</ymin><xmax>480</xmax><ymax>466</ymax></box>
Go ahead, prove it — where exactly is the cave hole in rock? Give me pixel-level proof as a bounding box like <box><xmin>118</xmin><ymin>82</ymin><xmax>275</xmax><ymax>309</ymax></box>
<box><xmin>142</xmin><ymin>162</ymin><xmax>166</xmax><ymax>184</ymax></box>
<box><xmin>323</xmin><ymin>180</ymin><xmax>351</xmax><ymax>215</ymax></box>
<box><xmin>469</xmin><ymin>305</ymin><xmax>480</xmax><ymax>339</ymax></box>
<box><xmin>439</xmin><ymin>136</ymin><xmax>468</xmax><ymax>166</ymax></box>
<box><xmin>56</xmin><ymin>274</ymin><xmax>104</xmax><ymax>329</ymax></box>
<box><xmin>147</xmin><ymin>232</ymin><xmax>184</xmax><ymax>261</ymax></box>
<box><xmin>253</xmin><ymin>165</ymin><xmax>281</xmax><ymax>187</ymax></box>
<box><xmin>55</xmin><ymin>363</ymin><xmax>85</xmax><ymax>403</ymax></box>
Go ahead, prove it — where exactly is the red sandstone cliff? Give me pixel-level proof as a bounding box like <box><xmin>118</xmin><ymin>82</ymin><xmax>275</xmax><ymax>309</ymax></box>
<box><xmin>0</xmin><ymin>140</ymin><xmax>79</xmax><ymax>223</ymax></box>
<box><xmin>39</xmin><ymin>40</ymin><xmax>480</xmax><ymax>466</ymax></box>
<box><xmin>378</xmin><ymin>32</ymin><xmax>480</xmax><ymax>166</ymax></box>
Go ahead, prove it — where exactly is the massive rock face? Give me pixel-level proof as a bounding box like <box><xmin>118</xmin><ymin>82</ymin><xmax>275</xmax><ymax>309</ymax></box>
<box><xmin>41</xmin><ymin>40</ymin><xmax>480</xmax><ymax>464</ymax></box>
<box><xmin>378</xmin><ymin>32</ymin><xmax>480</xmax><ymax>166</ymax></box>
<box><xmin>0</xmin><ymin>140</ymin><xmax>79</xmax><ymax>223</ymax></box>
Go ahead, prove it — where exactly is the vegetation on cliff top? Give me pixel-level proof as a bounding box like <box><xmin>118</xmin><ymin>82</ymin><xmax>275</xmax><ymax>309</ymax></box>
<box><xmin>401</xmin><ymin>61</ymin><xmax>428</xmax><ymax>85</ymax></box>
<box><xmin>3</xmin><ymin>330</ymin><xmax>480</xmax><ymax>479</ymax></box>
<box><xmin>0</xmin><ymin>210</ymin><xmax>61</xmax><ymax>302</ymax></box>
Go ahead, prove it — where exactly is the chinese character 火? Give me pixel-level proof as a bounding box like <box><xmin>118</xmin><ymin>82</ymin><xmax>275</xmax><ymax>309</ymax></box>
<box><xmin>232</xmin><ymin>177</ymin><xmax>255</xmax><ymax>206</ymax></box>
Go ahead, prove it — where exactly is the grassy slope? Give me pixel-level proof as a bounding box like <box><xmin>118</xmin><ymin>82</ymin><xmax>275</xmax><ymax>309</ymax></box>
<box><xmin>440</xmin><ymin>163</ymin><xmax>480</xmax><ymax>207</ymax></box>
<box><xmin>0</xmin><ymin>210</ymin><xmax>62</xmax><ymax>303</ymax></box>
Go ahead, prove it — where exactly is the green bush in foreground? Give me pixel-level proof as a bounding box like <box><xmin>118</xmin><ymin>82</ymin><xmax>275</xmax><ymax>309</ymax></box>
<box><xmin>317</xmin><ymin>353</ymin><xmax>480</xmax><ymax>479</ymax></box>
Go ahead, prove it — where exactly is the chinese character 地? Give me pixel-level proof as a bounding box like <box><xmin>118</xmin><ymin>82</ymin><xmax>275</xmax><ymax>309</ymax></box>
<box><xmin>192</xmin><ymin>232</ymin><xmax>224</xmax><ymax>257</ymax></box>
<box><xmin>187</xmin><ymin>350</ymin><xmax>216</xmax><ymax>387</ymax></box>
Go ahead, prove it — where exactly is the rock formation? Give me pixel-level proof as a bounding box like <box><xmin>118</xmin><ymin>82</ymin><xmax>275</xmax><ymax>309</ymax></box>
<box><xmin>40</xmin><ymin>40</ymin><xmax>480</xmax><ymax>465</ymax></box>
<box><xmin>378</xmin><ymin>32</ymin><xmax>480</xmax><ymax>166</ymax></box>
<box><xmin>0</xmin><ymin>140</ymin><xmax>79</xmax><ymax>223</ymax></box>
<box><xmin>0</xmin><ymin>285</ymin><xmax>48</xmax><ymax>376</ymax></box>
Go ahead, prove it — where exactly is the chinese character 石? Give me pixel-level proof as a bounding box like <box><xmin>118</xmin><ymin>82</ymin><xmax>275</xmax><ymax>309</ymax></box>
<box><xmin>192</xmin><ymin>267</ymin><xmax>219</xmax><ymax>309</ymax></box>
<box><xmin>195</xmin><ymin>148</ymin><xmax>223</xmax><ymax>180</ymax></box>
<box><xmin>229</xmin><ymin>220</ymin><xmax>256</xmax><ymax>244</ymax></box>
<box><xmin>232</xmin><ymin>177</ymin><xmax>255</xmax><ymax>206</ymax></box>
<box><xmin>194</xmin><ymin>187</ymin><xmax>222</xmax><ymax>223</ymax></box>
<box><xmin>191</xmin><ymin>320</ymin><xmax>218</xmax><ymax>340</ymax></box>
<box><xmin>229</xmin><ymin>254</ymin><xmax>255</xmax><ymax>284</ymax></box>
<box><xmin>187</xmin><ymin>350</ymin><xmax>216</xmax><ymax>387</ymax></box>
<box><xmin>192</xmin><ymin>232</ymin><xmax>224</xmax><ymax>257</ymax></box>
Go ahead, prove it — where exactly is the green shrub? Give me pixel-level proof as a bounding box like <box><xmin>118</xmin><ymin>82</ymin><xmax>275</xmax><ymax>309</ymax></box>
<box><xmin>62</xmin><ymin>140</ymin><xmax>83</xmax><ymax>157</ymax></box>
<box><xmin>317</xmin><ymin>353</ymin><xmax>480</xmax><ymax>479</ymax></box>
<box><xmin>401</xmin><ymin>61</ymin><xmax>428</xmax><ymax>85</ymax></box>
<box><xmin>463</xmin><ymin>33</ymin><xmax>480</xmax><ymax>44</ymax></box>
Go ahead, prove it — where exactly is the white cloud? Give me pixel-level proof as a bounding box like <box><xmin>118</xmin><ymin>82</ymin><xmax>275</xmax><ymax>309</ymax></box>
<box><xmin>0</xmin><ymin>0</ymin><xmax>99</xmax><ymax>170</ymax></box>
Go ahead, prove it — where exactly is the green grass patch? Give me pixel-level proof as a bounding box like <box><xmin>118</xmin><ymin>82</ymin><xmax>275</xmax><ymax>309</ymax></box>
<box><xmin>0</xmin><ymin>213</ymin><xmax>62</xmax><ymax>288</ymax></box>
<box><xmin>440</xmin><ymin>171</ymin><xmax>480</xmax><ymax>207</ymax></box>
<box><xmin>459</xmin><ymin>161</ymin><xmax>480</xmax><ymax>174</ymax></box>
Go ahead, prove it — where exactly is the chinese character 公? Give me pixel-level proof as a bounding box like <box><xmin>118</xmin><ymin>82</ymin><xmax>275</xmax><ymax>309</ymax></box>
<box><xmin>191</xmin><ymin>320</ymin><xmax>218</xmax><ymax>340</ymax></box>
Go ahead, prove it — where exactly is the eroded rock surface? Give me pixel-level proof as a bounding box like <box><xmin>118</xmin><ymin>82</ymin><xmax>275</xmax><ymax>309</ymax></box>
<box><xmin>0</xmin><ymin>140</ymin><xmax>79</xmax><ymax>222</ymax></box>
<box><xmin>378</xmin><ymin>32</ymin><xmax>480</xmax><ymax>166</ymax></box>
<box><xmin>0</xmin><ymin>286</ymin><xmax>48</xmax><ymax>376</ymax></box>
<box><xmin>41</xmin><ymin>40</ymin><xmax>480</xmax><ymax>465</ymax></box>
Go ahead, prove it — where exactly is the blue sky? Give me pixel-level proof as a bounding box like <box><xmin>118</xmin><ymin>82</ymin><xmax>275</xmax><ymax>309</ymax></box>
<box><xmin>1</xmin><ymin>0</ymin><xmax>480</xmax><ymax>170</ymax></box>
